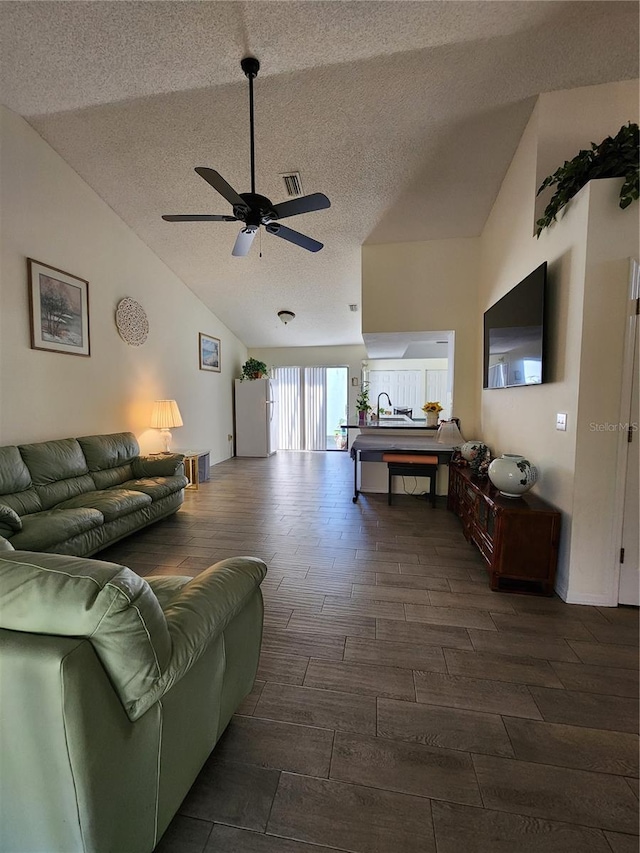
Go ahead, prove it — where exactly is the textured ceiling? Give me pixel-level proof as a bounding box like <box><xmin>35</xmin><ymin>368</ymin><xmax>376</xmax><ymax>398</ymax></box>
<box><xmin>1</xmin><ymin>2</ymin><xmax>638</xmax><ymax>348</ymax></box>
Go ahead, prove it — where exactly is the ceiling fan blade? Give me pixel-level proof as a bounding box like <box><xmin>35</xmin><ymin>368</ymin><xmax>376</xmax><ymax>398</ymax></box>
<box><xmin>162</xmin><ymin>214</ymin><xmax>238</xmax><ymax>222</ymax></box>
<box><xmin>232</xmin><ymin>227</ymin><xmax>257</xmax><ymax>257</ymax></box>
<box><xmin>266</xmin><ymin>223</ymin><xmax>323</xmax><ymax>253</ymax></box>
<box><xmin>195</xmin><ymin>167</ymin><xmax>248</xmax><ymax>210</ymax></box>
<box><xmin>271</xmin><ymin>193</ymin><xmax>331</xmax><ymax>221</ymax></box>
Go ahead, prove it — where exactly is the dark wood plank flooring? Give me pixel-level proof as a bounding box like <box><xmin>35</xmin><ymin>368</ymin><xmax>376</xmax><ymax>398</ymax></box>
<box><xmin>99</xmin><ymin>452</ymin><xmax>640</xmax><ymax>853</ymax></box>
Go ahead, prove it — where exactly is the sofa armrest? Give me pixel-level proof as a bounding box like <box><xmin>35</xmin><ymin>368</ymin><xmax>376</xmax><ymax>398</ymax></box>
<box><xmin>0</xmin><ymin>536</ymin><xmax>14</xmax><ymax>552</ymax></box>
<box><xmin>129</xmin><ymin>557</ymin><xmax>267</xmax><ymax>720</ymax></box>
<box><xmin>132</xmin><ymin>454</ymin><xmax>185</xmax><ymax>478</ymax></box>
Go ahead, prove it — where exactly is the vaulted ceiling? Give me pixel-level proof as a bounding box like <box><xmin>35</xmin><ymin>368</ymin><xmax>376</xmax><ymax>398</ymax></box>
<box><xmin>1</xmin><ymin>2</ymin><xmax>637</xmax><ymax>347</ymax></box>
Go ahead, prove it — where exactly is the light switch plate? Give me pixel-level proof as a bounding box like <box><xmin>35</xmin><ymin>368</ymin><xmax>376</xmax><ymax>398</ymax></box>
<box><xmin>351</xmin><ymin>377</ymin><xmax>359</xmax><ymax>387</ymax></box>
<box><xmin>556</xmin><ymin>413</ymin><xmax>567</xmax><ymax>431</ymax></box>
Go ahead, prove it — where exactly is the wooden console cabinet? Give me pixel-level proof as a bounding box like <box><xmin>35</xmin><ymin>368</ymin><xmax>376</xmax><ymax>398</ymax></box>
<box><xmin>447</xmin><ymin>465</ymin><xmax>561</xmax><ymax>595</ymax></box>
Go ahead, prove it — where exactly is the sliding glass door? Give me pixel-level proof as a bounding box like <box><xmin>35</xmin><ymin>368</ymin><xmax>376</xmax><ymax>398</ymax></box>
<box><xmin>274</xmin><ymin>366</ymin><xmax>348</xmax><ymax>451</ymax></box>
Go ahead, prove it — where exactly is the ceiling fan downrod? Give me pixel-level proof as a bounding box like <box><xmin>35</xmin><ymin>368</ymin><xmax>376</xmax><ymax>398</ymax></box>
<box><xmin>161</xmin><ymin>54</ymin><xmax>330</xmax><ymax>256</ymax></box>
<box><xmin>241</xmin><ymin>56</ymin><xmax>260</xmax><ymax>196</ymax></box>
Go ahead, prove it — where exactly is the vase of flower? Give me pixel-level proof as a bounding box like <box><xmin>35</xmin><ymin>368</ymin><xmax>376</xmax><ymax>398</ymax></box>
<box><xmin>488</xmin><ymin>454</ymin><xmax>538</xmax><ymax>497</ymax></box>
<box><xmin>421</xmin><ymin>401</ymin><xmax>443</xmax><ymax>427</ymax></box>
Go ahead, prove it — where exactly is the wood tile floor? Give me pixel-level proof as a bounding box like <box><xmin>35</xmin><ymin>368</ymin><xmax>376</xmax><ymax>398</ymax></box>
<box><xmin>100</xmin><ymin>452</ymin><xmax>639</xmax><ymax>853</ymax></box>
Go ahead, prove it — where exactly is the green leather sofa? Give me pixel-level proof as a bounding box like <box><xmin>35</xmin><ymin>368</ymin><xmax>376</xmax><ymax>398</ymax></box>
<box><xmin>0</xmin><ymin>546</ymin><xmax>266</xmax><ymax>853</ymax></box>
<box><xmin>0</xmin><ymin>432</ymin><xmax>188</xmax><ymax>556</ymax></box>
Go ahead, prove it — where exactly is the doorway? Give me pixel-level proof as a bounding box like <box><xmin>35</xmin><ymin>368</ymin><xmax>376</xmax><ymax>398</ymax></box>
<box><xmin>273</xmin><ymin>366</ymin><xmax>349</xmax><ymax>452</ymax></box>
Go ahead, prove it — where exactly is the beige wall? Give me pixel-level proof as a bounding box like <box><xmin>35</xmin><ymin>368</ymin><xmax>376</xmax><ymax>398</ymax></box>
<box><xmin>0</xmin><ymin>107</ymin><xmax>246</xmax><ymax>462</ymax></box>
<box><xmin>479</xmin><ymin>81</ymin><xmax>639</xmax><ymax>603</ymax></box>
<box><xmin>361</xmin><ymin>238</ymin><xmax>480</xmax><ymax>436</ymax></box>
<box><xmin>569</xmin><ymin>180</ymin><xmax>639</xmax><ymax>604</ymax></box>
<box><xmin>248</xmin><ymin>344</ymin><xmax>367</xmax><ymax>419</ymax></box>
<box><xmin>534</xmin><ymin>79</ymin><xmax>639</xmax><ymax>228</ymax></box>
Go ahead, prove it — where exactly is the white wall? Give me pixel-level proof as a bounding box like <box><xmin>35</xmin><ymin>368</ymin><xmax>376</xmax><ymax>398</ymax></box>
<box><xmin>248</xmin><ymin>344</ymin><xmax>367</xmax><ymax>420</ymax></box>
<box><xmin>0</xmin><ymin>107</ymin><xmax>246</xmax><ymax>462</ymax></box>
<box><xmin>361</xmin><ymin>238</ymin><xmax>480</xmax><ymax>436</ymax></box>
<box><xmin>479</xmin><ymin>81</ymin><xmax>639</xmax><ymax>603</ymax></box>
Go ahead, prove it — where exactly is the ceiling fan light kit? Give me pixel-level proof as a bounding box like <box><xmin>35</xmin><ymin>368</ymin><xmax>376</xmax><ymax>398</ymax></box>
<box><xmin>162</xmin><ymin>57</ymin><xmax>331</xmax><ymax>258</ymax></box>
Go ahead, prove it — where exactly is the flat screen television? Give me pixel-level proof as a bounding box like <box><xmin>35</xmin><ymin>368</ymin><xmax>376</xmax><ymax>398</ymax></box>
<box><xmin>483</xmin><ymin>262</ymin><xmax>547</xmax><ymax>389</ymax></box>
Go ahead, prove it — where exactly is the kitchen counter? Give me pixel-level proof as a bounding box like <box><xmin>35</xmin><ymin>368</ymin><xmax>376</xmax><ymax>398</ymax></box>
<box><xmin>343</xmin><ymin>416</ymin><xmax>438</xmax><ymax>431</ymax></box>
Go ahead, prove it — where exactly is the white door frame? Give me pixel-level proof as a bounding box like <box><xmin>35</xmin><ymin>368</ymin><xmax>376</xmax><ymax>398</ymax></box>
<box><xmin>609</xmin><ymin>258</ymin><xmax>640</xmax><ymax>604</ymax></box>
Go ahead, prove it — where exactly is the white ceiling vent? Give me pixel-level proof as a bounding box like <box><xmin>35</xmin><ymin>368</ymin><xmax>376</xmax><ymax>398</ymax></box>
<box><xmin>280</xmin><ymin>171</ymin><xmax>303</xmax><ymax>197</ymax></box>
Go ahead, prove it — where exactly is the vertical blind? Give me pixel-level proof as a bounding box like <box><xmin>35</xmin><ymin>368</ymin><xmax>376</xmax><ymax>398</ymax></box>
<box><xmin>275</xmin><ymin>367</ymin><xmax>303</xmax><ymax>449</ymax></box>
<box><xmin>304</xmin><ymin>367</ymin><xmax>328</xmax><ymax>451</ymax></box>
<box><xmin>273</xmin><ymin>366</ymin><xmax>328</xmax><ymax>450</ymax></box>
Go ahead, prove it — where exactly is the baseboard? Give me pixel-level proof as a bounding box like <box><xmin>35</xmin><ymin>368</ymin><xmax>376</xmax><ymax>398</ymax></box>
<box><xmin>558</xmin><ymin>588</ymin><xmax>618</xmax><ymax>607</ymax></box>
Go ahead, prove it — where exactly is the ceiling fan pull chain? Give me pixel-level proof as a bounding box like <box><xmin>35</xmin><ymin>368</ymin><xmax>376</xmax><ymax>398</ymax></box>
<box><xmin>259</xmin><ymin>227</ymin><xmax>262</xmax><ymax>258</ymax></box>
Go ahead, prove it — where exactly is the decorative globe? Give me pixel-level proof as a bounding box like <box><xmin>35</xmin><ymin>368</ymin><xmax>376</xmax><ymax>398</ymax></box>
<box><xmin>460</xmin><ymin>440</ymin><xmax>485</xmax><ymax>461</ymax></box>
<box><xmin>488</xmin><ymin>454</ymin><xmax>538</xmax><ymax>497</ymax></box>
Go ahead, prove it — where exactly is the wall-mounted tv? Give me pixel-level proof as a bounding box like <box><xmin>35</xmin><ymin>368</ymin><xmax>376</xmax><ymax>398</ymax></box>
<box><xmin>483</xmin><ymin>262</ymin><xmax>547</xmax><ymax>389</ymax></box>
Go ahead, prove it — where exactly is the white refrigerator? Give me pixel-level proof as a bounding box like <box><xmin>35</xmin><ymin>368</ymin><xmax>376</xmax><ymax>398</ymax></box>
<box><xmin>234</xmin><ymin>377</ymin><xmax>279</xmax><ymax>457</ymax></box>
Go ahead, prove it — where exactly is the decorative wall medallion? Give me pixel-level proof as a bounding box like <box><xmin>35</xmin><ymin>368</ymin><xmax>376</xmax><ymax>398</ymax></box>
<box><xmin>115</xmin><ymin>297</ymin><xmax>149</xmax><ymax>346</ymax></box>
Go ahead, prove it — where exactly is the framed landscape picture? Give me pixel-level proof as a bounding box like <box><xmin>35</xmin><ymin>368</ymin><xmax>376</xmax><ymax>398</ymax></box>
<box><xmin>28</xmin><ymin>258</ymin><xmax>90</xmax><ymax>357</ymax></box>
<box><xmin>199</xmin><ymin>333</ymin><xmax>221</xmax><ymax>372</ymax></box>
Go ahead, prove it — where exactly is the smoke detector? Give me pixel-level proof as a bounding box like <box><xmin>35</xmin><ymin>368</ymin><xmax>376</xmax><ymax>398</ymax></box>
<box><xmin>280</xmin><ymin>172</ymin><xmax>303</xmax><ymax>197</ymax></box>
<box><xmin>278</xmin><ymin>310</ymin><xmax>296</xmax><ymax>325</ymax></box>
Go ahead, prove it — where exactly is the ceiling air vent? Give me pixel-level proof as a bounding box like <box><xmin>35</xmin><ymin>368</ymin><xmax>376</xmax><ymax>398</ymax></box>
<box><xmin>280</xmin><ymin>171</ymin><xmax>303</xmax><ymax>197</ymax></box>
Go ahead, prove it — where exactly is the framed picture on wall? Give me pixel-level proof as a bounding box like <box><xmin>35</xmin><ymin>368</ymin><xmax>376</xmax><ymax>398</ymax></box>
<box><xmin>199</xmin><ymin>333</ymin><xmax>221</xmax><ymax>372</ymax></box>
<box><xmin>28</xmin><ymin>258</ymin><xmax>90</xmax><ymax>357</ymax></box>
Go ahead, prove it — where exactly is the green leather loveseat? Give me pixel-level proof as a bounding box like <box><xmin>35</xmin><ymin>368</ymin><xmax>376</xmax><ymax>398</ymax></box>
<box><xmin>0</xmin><ymin>546</ymin><xmax>266</xmax><ymax>853</ymax></box>
<box><xmin>0</xmin><ymin>432</ymin><xmax>188</xmax><ymax>556</ymax></box>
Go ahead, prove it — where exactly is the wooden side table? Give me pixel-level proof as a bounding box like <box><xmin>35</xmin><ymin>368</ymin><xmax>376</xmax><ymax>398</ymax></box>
<box><xmin>447</xmin><ymin>464</ymin><xmax>561</xmax><ymax>595</ymax></box>
<box><xmin>175</xmin><ymin>450</ymin><xmax>211</xmax><ymax>490</ymax></box>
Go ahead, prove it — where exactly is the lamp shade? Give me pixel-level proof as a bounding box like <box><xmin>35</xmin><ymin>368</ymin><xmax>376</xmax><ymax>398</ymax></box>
<box><xmin>436</xmin><ymin>419</ymin><xmax>464</xmax><ymax>446</ymax></box>
<box><xmin>150</xmin><ymin>400</ymin><xmax>183</xmax><ymax>429</ymax></box>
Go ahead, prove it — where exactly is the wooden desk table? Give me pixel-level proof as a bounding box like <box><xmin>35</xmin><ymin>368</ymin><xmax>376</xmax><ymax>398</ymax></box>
<box><xmin>349</xmin><ymin>434</ymin><xmax>454</xmax><ymax>503</ymax></box>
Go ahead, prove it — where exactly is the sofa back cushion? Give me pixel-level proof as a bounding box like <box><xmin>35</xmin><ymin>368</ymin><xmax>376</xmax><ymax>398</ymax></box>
<box><xmin>19</xmin><ymin>439</ymin><xmax>95</xmax><ymax>511</ymax></box>
<box><xmin>0</xmin><ymin>551</ymin><xmax>172</xmax><ymax>718</ymax></box>
<box><xmin>77</xmin><ymin>432</ymin><xmax>139</xmax><ymax>489</ymax></box>
<box><xmin>0</xmin><ymin>446</ymin><xmax>43</xmax><ymax>516</ymax></box>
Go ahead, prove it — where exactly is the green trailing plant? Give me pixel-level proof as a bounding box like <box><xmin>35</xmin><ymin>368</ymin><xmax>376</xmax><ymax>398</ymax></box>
<box><xmin>535</xmin><ymin>122</ymin><xmax>639</xmax><ymax>237</ymax></box>
<box><xmin>355</xmin><ymin>382</ymin><xmax>372</xmax><ymax>413</ymax></box>
<box><xmin>240</xmin><ymin>357</ymin><xmax>268</xmax><ymax>380</ymax></box>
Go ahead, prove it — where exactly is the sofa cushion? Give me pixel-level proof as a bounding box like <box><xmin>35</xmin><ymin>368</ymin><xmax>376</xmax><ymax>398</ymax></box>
<box><xmin>76</xmin><ymin>433</ymin><xmax>139</xmax><ymax>490</ymax></box>
<box><xmin>9</xmin><ymin>508</ymin><xmax>104</xmax><ymax>551</ymax></box>
<box><xmin>19</xmin><ymin>438</ymin><xmax>95</xmax><ymax>510</ymax></box>
<box><xmin>0</xmin><ymin>551</ymin><xmax>172</xmax><ymax>719</ymax></box>
<box><xmin>0</xmin><ymin>504</ymin><xmax>22</xmax><ymax>536</ymax></box>
<box><xmin>0</xmin><ymin>446</ymin><xmax>32</xmax><ymax>494</ymax></box>
<box><xmin>57</xmin><ymin>489</ymin><xmax>152</xmax><ymax>522</ymax></box>
<box><xmin>0</xmin><ymin>446</ymin><xmax>42</xmax><ymax>516</ymax></box>
<box><xmin>119</xmin><ymin>475</ymin><xmax>189</xmax><ymax>501</ymax></box>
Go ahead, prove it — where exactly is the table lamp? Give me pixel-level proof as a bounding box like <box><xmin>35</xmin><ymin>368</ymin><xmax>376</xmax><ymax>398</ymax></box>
<box><xmin>436</xmin><ymin>419</ymin><xmax>464</xmax><ymax>446</ymax></box>
<box><xmin>150</xmin><ymin>400</ymin><xmax>183</xmax><ymax>453</ymax></box>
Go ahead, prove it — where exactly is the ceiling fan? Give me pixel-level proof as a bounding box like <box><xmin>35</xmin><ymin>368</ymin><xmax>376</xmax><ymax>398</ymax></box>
<box><xmin>162</xmin><ymin>57</ymin><xmax>331</xmax><ymax>257</ymax></box>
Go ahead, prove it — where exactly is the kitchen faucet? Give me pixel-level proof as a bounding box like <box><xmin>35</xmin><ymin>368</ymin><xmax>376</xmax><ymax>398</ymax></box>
<box><xmin>377</xmin><ymin>392</ymin><xmax>392</xmax><ymax>418</ymax></box>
